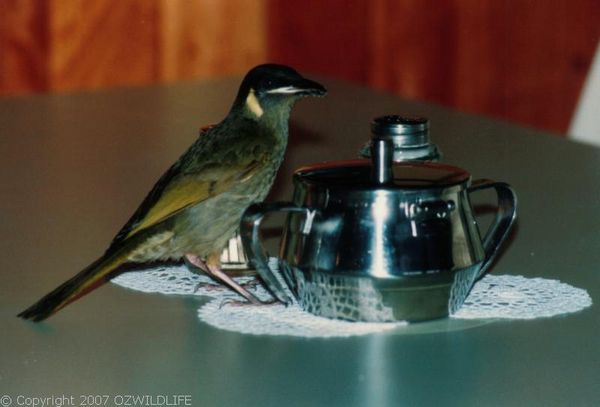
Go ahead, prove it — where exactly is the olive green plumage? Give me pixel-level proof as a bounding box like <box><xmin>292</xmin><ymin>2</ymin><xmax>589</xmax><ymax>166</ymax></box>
<box><xmin>18</xmin><ymin>64</ymin><xmax>326</xmax><ymax>322</ymax></box>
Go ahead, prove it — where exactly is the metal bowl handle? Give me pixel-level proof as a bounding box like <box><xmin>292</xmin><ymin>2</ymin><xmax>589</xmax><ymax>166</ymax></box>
<box><xmin>468</xmin><ymin>179</ymin><xmax>518</xmax><ymax>279</ymax></box>
<box><xmin>241</xmin><ymin>202</ymin><xmax>315</xmax><ymax>305</ymax></box>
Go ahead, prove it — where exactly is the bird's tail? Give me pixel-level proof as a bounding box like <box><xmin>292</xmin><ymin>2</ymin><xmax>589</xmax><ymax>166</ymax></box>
<box><xmin>18</xmin><ymin>250</ymin><xmax>128</xmax><ymax>322</ymax></box>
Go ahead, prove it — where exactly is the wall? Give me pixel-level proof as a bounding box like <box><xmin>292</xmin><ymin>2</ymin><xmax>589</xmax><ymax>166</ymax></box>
<box><xmin>267</xmin><ymin>0</ymin><xmax>600</xmax><ymax>133</ymax></box>
<box><xmin>0</xmin><ymin>0</ymin><xmax>266</xmax><ymax>93</ymax></box>
<box><xmin>1</xmin><ymin>0</ymin><xmax>598</xmax><ymax>134</ymax></box>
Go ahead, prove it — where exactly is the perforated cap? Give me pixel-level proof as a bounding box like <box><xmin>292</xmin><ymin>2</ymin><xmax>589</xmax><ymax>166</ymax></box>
<box><xmin>363</xmin><ymin>115</ymin><xmax>441</xmax><ymax>161</ymax></box>
<box><xmin>371</xmin><ymin>115</ymin><xmax>429</xmax><ymax>139</ymax></box>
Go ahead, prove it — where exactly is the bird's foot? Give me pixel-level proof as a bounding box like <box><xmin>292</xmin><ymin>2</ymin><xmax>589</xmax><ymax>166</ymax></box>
<box><xmin>219</xmin><ymin>298</ymin><xmax>279</xmax><ymax>308</ymax></box>
<box><xmin>185</xmin><ymin>253</ymin><xmax>267</xmax><ymax>305</ymax></box>
<box><xmin>193</xmin><ymin>281</ymin><xmax>222</xmax><ymax>293</ymax></box>
<box><xmin>193</xmin><ymin>277</ymin><xmax>261</xmax><ymax>293</ymax></box>
<box><xmin>239</xmin><ymin>278</ymin><xmax>261</xmax><ymax>290</ymax></box>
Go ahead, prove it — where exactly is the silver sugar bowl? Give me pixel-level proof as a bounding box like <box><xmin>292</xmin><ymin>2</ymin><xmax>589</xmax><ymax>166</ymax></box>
<box><xmin>241</xmin><ymin>121</ymin><xmax>517</xmax><ymax>322</ymax></box>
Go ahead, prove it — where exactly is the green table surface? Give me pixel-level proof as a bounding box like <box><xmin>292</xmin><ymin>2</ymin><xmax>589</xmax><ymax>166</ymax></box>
<box><xmin>1</xmin><ymin>77</ymin><xmax>599</xmax><ymax>406</ymax></box>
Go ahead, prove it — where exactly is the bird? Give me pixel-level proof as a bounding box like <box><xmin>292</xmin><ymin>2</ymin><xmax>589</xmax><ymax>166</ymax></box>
<box><xmin>18</xmin><ymin>64</ymin><xmax>327</xmax><ymax>322</ymax></box>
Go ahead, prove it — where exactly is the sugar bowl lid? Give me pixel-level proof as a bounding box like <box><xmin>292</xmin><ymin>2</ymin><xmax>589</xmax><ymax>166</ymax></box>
<box><xmin>295</xmin><ymin>114</ymin><xmax>465</xmax><ymax>190</ymax></box>
<box><xmin>295</xmin><ymin>160</ymin><xmax>470</xmax><ymax>190</ymax></box>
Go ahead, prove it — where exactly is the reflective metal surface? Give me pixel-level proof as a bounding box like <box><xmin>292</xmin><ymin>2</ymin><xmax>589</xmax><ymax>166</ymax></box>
<box><xmin>242</xmin><ymin>159</ymin><xmax>517</xmax><ymax>322</ymax></box>
<box><xmin>281</xmin><ymin>264</ymin><xmax>481</xmax><ymax>322</ymax></box>
<box><xmin>360</xmin><ymin>115</ymin><xmax>441</xmax><ymax>161</ymax></box>
<box><xmin>287</xmin><ymin>162</ymin><xmax>478</xmax><ymax>277</ymax></box>
<box><xmin>371</xmin><ymin>137</ymin><xmax>394</xmax><ymax>184</ymax></box>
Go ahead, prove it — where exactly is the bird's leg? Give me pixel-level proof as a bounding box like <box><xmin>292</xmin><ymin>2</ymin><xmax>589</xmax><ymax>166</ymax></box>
<box><xmin>184</xmin><ymin>254</ymin><xmax>209</xmax><ymax>273</ymax></box>
<box><xmin>185</xmin><ymin>253</ymin><xmax>266</xmax><ymax>305</ymax></box>
<box><xmin>184</xmin><ymin>254</ymin><xmax>222</xmax><ymax>292</ymax></box>
<box><xmin>184</xmin><ymin>254</ymin><xmax>261</xmax><ymax>293</ymax></box>
<box><xmin>205</xmin><ymin>264</ymin><xmax>264</xmax><ymax>305</ymax></box>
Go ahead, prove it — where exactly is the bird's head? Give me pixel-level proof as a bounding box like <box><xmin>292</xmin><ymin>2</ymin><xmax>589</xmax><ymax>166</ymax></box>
<box><xmin>233</xmin><ymin>64</ymin><xmax>327</xmax><ymax>120</ymax></box>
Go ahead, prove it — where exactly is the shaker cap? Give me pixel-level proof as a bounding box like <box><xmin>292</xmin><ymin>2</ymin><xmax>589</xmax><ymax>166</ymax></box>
<box><xmin>362</xmin><ymin>115</ymin><xmax>441</xmax><ymax>161</ymax></box>
<box><xmin>371</xmin><ymin>115</ymin><xmax>429</xmax><ymax>138</ymax></box>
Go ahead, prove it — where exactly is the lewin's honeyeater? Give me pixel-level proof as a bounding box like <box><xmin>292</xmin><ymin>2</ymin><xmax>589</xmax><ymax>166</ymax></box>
<box><xmin>19</xmin><ymin>64</ymin><xmax>326</xmax><ymax>322</ymax></box>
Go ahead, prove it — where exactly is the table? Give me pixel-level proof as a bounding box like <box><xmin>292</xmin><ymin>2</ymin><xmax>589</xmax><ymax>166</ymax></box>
<box><xmin>1</xmin><ymin>77</ymin><xmax>599</xmax><ymax>406</ymax></box>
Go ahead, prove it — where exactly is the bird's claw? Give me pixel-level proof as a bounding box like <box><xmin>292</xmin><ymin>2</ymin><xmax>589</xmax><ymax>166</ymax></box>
<box><xmin>218</xmin><ymin>298</ymin><xmax>279</xmax><ymax>309</ymax></box>
<box><xmin>194</xmin><ymin>278</ymin><xmax>260</xmax><ymax>294</ymax></box>
<box><xmin>193</xmin><ymin>282</ymin><xmax>222</xmax><ymax>293</ymax></box>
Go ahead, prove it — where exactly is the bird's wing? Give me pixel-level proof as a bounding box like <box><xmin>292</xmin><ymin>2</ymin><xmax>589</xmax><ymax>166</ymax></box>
<box><xmin>106</xmin><ymin>156</ymin><xmax>264</xmax><ymax>254</ymax></box>
<box><xmin>128</xmin><ymin>161</ymin><xmax>261</xmax><ymax>237</ymax></box>
<box><xmin>107</xmin><ymin>121</ymin><xmax>268</xmax><ymax>252</ymax></box>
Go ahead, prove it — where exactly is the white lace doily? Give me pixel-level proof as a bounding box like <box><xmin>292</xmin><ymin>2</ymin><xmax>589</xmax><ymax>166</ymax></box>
<box><xmin>452</xmin><ymin>274</ymin><xmax>592</xmax><ymax>320</ymax></box>
<box><xmin>112</xmin><ymin>261</ymin><xmax>592</xmax><ymax>338</ymax></box>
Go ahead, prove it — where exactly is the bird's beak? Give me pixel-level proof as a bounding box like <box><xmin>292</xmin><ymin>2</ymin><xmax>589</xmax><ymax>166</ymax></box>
<box><xmin>294</xmin><ymin>77</ymin><xmax>327</xmax><ymax>96</ymax></box>
<box><xmin>266</xmin><ymin>78</ymin><xmax>327</xmax><ymax>97</ymax></box>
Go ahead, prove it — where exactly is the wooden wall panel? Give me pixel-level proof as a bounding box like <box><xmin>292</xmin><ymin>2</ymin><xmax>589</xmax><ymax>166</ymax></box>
<box><xmin>158</xmin><ymin>0</ymin><xmax>266</xmax><ymax>81</ymax></box>
<box><xmin>1</xmin><ymin>0</ymin><xmax>598</xmax><ymax>134</ymax></box>
<box><xmin>0</xmin><ymin>0</ymin><xmax>266</xmax><ymax>96</ymax></box>
<box><xmin>0</xmin><ymin>0</ymin><xmax>49</xmax><ymax>95</ymax></box>
<box><xmin>267</xmin><ymin>0</ymin><xmax>600</xmax><ymax>133</ymax></box>
<box><xmin>366</xmin><ymin>0</ymin><xmax>459</xmax><ymax>103</ymax></box>
<box><xmin>47</xmin><ymin>0</ymin><xmax>159</xmax><ymax>92</ymax></box>
<box><xmin>267</xmin><ymin>0</ymin><xmax>370</xmax><ymax>83</ymax></box>
<box><xmin>450</xmin><ymin>0</ymin><xmax>600</xmax><ymax>133</ymax></box>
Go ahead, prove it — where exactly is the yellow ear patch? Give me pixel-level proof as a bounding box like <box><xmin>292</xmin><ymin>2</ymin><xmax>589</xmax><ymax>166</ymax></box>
<box><xmin>245</xmin><ymin>88</ymin><xmax>264</xmax><ymax>118</ymax></box>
